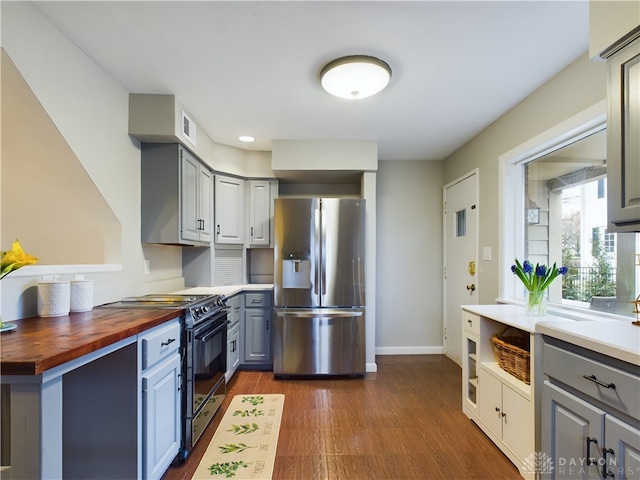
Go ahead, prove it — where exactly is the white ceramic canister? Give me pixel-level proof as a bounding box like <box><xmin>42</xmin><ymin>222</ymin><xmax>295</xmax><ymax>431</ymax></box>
<box><xmin>37</xmin><ymin>280</ymin><xmax>71</xmax><ymax>317</ymax></box>
<box><xmin>70</xmin><ymin>280</ymin><xmax>94</xmax><ymax>312</ymax></box>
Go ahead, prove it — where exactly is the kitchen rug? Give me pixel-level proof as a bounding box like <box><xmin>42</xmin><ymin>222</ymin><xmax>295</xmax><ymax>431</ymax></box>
<box><xmin>191</xmin><ymin>394</ymin><xmax>284</xmax><ymax>480</ymax></box>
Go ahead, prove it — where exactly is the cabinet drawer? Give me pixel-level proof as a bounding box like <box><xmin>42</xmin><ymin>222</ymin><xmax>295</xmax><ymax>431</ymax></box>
<box><xmin>463</xmin><ymin>311</ymin><xmax>480</xmax><ymax>336</ymax></box>
<box><xmin>245</xmin><ymin>292</ymin><xmax>272</xmax><ymax>308</ymax></box>
<box><xmin>141</xmin><ymin>320</ymin><xmax>181</xmax><ymax>370</ymax></box>
<box><xmin>543</xmin><ymin>343</ymin><xmax>640</xmax><ymax>421</ymax></box>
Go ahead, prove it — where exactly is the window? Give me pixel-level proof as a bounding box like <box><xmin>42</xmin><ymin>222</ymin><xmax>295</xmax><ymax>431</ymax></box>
<box><xmin>456</xmin><ymin>209</ymin><xmax>466</xmax><ymax>237</ymax></box>
<box><xmin>501</xmin><ymin>104</ymin><xmax>640</xmax><ymax>319</ymax></box>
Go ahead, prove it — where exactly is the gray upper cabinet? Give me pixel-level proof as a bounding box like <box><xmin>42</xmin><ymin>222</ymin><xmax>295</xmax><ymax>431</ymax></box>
<box><xmin>607</xmin><ymin>36</ymin><xmax>640</xmax><ymax>232</ymax></box>
<box><xmin>214</xmin><ymin>174</ymin><xmax>245</xmax><ymax>244</ymax></box>
<box><xmin>141</xmin><ymin>143</ymin><xmax>213</xmax><ymax>246</ymax></box>
<box><xmin>248</xmin><ymin>180</ymin><xmax>275</xmax><ymax>247</ymax></box>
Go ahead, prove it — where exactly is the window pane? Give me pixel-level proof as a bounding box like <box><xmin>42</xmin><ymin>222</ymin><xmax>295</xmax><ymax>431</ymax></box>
<box><xmin>456</xmin><ymin>209</ymin><xmax>466</xmax><ymax>237</ymax></box>
<box><xmin>524</xmin><ymin>129</ymin><xmax>639</xmax><ymax>318</ymax></box>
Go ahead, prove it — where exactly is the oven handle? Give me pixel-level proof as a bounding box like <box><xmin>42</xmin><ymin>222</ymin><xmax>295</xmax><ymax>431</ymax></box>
<box><xmin>195</xmin><ymin>319</ymin><xmax>228</xmax><ymax>343</ymax></box>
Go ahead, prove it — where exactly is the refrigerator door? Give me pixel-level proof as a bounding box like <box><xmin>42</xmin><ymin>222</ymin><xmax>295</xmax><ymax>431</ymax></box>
<box><xmin>272</xmin><ymin>308</ymin><xmax>365</xmax><ymax>376</ymax></box>
<box><xmin>319</xmin><ymin>199</ymin><xmax>365</xmax><ymax>307</ymax></box>
<box><xmin>274</xmin><ymin>198</ymin><xmax>320</xmax><ymax>307</ymax></box>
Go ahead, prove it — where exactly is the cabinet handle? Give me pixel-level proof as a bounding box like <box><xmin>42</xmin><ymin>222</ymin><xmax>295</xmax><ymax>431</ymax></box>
<box><xmin>586</xmin><ymin>437</ymin><xmax>598</xmax><ymax>466</ymax></box>
<box><xmin>266</xmin><ymin>319</ymin><xmax>269</xmax><ymax>330</ymax></box>
<box><xmin>251</xmin><ymin>226</ymin><xmax>254</xmax><ymax>238</ymax></box>
<box><xmin>467</xmin><ymin>319</ymin><xmax>473</xmax><ymax>325</ymax></box>
<box><xmin>217</xmin><ymin>225</ymin><xmax>221</xmax><ymax>234</ymax></box>
<box><xmin>495</xmin><ymin>407</ymin><xmax>501</xmax><ymax>414</ymax></box>
<box><xmin>583</xmin><ymin>375</ymin><xmax>616</xmax><ymax>389</ymax></box>
<box><xmin>161</xmin><ymin>338</ymin><xmax>176</xmax><ymax>347</ymax></box>
<box><xmin>602</xmin><ymin>448</ymin><xmax>615</xmax><ymax>478</ymax></box>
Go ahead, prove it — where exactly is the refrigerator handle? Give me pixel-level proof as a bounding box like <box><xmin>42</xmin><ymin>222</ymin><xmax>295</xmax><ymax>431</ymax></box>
<box><xmin>320</xmin><ymin>204</ymin><xmax>326</xmax><ymax>296</ymax></box>
<box><xmin>314</xmin><ymin>206</ymin><xmax>321</xmax><ymax>297</ymax></box>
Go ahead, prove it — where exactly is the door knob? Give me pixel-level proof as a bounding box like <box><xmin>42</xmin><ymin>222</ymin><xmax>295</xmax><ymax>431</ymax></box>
<box><xmin>466</xmin><ymin>284</ymin><xmax>476</xmax><ymax>292</ymax></box>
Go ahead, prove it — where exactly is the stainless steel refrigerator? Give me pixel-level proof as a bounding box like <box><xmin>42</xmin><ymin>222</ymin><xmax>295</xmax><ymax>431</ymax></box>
<box><xmin>273</xmin><ymin>198</ymin><xmax>365</xmax><ymax>377</ymax></box>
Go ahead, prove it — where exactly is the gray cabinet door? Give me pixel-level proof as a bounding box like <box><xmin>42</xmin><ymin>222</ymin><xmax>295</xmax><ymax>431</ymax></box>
<box><xmin>607</xmin><ymin>37</ymin><xmax>640</xmax><ymax>232</ymax></box>
<box><xmin>180</xmin><ymin>151</ymin><xmax>201</xmax><ymax>243</ymax></box>
<box><xmin>604</xmin><ymin>415</ymin><xmax>640</xmax><ymax>480</ymax></box>
<box><xmin>248</xmin><ymin>180</ymin><xmax>272</xmax><ymax>246</ymax></box>
<box><xmin>541</xmin><ymin>380</ymin><xmax>605</xmax><ymax>479</ymax></box>
<box><xmin>244</xmin><ymin>308</ymin><xmax>271</xmax><ymax>363</ymax></box>
<box><xmin>142</xmin><ymin>354</ymin><xmax>181</xmax><ymax>480</ymax></box>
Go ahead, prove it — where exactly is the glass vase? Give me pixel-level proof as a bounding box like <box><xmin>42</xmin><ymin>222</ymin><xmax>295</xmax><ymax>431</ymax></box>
<box><xmin>526</xmin><ymin>290</ymin><xmax>547</xmax><ymax>316</ymax></box>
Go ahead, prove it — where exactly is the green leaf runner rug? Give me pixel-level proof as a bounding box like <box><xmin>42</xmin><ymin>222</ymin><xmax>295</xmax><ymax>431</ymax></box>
<box><xmin>191</xmin><ymin>394</ymin><xmax>284</xmax><ymax>480</ymax></box>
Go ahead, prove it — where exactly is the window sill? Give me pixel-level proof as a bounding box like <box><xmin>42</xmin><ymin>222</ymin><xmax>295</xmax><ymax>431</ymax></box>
<box><xmin>495</xmin><ymin>297</ymin><xmax>633</xmax><ymax>323</ymax></box>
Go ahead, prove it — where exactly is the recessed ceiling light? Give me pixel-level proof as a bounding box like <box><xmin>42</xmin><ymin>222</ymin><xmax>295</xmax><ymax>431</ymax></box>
<box><xmin>320</xmin><ymin>55</ymin><xmax>392</xmax><ymax>100</ymax></box>
<box><xmin>239</xmin><ymin>136</ymin><xmax>255</xmax><ymax>143</ymax></box>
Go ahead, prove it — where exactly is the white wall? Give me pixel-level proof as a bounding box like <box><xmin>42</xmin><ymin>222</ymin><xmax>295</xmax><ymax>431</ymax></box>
<box><xmin>1</xmin><ymin>2</ymin><xmax>184</xmax><ymax>320</ymax></box>
<box><xmin>375</xmin><ymin>160</ymin><xmax>444</xmax><ymax>353</ymax></box>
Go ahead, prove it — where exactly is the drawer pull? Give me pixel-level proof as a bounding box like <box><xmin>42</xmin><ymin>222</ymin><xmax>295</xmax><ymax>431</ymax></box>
<box><xmin>161</xmin><ymin>338</ymin><xmax>176</xmax><ymax>347</ymax></box>
<box><xmin>586</xmin><ymin>437</ymin><xmax>597</xmax><ymax>465</ymax></box>
<box><xmin>583</xmin><ymin>375</ymin><xmax>616</xmax><ymax>389</ymax></box>
<box><xmin>602</xmin><ymin>448</ymin><xmax>615</xmax><ymax>478</ymax></box>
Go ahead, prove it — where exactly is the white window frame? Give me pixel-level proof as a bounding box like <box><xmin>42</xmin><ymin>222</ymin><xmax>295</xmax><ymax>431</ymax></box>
<box><xmin>498</xmin><ymin>100</ymin><xmax>612</xmax><ymax>319</ymax></box>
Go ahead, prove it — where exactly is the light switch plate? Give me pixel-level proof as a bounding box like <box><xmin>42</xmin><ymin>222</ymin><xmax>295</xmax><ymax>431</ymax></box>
<box><xmin>482</xmin><ymin>246</ymin><xmax>492</xmax><ymax>261</ymax></box>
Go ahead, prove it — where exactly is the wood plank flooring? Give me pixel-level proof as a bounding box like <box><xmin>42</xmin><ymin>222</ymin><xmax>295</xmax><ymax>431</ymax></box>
<box><xmin>163</xmin><ymin>355</ymin><xmax>521</xmax><ymax>480</ymax></box>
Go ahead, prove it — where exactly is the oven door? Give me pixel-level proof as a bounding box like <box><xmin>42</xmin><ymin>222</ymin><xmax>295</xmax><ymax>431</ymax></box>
<box><xmin>191</xmin><ymin>312</ymin><xmax>227</xmax><ymax>445</ymax></box>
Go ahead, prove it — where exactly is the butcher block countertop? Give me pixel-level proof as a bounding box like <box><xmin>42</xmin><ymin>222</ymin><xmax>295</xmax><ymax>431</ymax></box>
<box><xmin>0</xmin><ymin>308</ymin><xmax>180</xmax><ymax>376</ymax></box>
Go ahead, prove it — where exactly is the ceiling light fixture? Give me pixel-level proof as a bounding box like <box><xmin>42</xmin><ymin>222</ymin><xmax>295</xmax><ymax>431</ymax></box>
<box><xmin>238</xmin><ymin>135</ymin><xmax>255</xmax><ymax>143</ymax></box>
<box><xmin>320</xmin><ymin>55</ymin><xmax>392</xmax><ymax>100</ymax></box>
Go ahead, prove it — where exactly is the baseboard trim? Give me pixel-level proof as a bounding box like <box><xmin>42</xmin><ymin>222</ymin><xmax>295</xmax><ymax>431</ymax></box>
<box><xmin>375</xmin><ymin>346</ymin><xmax>445</xmax><ymax>355</ymax></box>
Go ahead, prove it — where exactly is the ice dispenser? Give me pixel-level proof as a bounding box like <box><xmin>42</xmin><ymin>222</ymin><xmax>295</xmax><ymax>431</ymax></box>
<box><xmin>282</xmin><ymin>253</ymin><xmax>311</xmax><ymax>288</ymax></box>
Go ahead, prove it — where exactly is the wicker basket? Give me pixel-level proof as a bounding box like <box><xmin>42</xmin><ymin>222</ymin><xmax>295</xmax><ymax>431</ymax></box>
<box><xmin>491</xmin><ymin>328</ymin><xmax>530</xmax><ymax>384</ymax></box>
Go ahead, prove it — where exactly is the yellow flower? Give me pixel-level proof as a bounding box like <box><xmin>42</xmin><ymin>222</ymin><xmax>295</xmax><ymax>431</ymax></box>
<box><xmin>1</xmin><ymin>240</ymin><xmax>38</xmax><ymax>279</ymax></box>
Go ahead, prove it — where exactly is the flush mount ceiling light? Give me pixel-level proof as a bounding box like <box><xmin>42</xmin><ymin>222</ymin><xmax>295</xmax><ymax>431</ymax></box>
<box><xmin>320</xmin><ymin>55</ymin><xmax>392</xmax><ymax>100</ymax></box>
<box><xmin>238</xmin><ymin>135</ymin><xmax>255</xmax><ymax>143</ymax></box>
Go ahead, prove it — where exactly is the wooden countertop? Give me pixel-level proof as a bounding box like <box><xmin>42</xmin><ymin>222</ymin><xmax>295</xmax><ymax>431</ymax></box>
<box><xmin>0</xmin><ymin>308</ymin><xmax>180</xmax><ymax>376</ymax></box>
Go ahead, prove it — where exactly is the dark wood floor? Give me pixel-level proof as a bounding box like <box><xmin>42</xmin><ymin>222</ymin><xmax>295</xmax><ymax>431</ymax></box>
<box><xmin>163</xmin><ymin>355</ymin><xmax>521</xmax><ymax>480</ymax></box>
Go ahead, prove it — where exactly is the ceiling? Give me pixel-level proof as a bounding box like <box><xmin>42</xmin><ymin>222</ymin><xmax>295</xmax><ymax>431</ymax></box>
<box><xmin>31</xmin><ymin>1</ymin><xmax>589</xmax><ymax>161</ymax></box>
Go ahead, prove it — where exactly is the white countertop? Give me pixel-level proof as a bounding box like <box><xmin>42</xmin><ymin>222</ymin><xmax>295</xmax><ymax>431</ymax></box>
<box><xmin>461</xmin><ymin>304</ymin><xmax>560</xmax><ymax>333</ymax></box>
<box><xmin>536</xmin><ymin>319</ymin><xmax>640</xmax><ymax>366</ymax></box>
<box><xmin>174</xmin><ymin>284</ymin><xmax>273</xmax><ymax>297</ymax></box>
<box><xmin>462</xmin><ymin>304</ymin><xmax>640</xmax><ymax>366</ymax></box>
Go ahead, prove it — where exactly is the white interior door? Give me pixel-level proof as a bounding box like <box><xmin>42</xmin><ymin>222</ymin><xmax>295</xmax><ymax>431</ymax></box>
<box><xmin>443</xmin><ymin>171</ymin><xmax>478</xmax><ymax>365</ymax></box>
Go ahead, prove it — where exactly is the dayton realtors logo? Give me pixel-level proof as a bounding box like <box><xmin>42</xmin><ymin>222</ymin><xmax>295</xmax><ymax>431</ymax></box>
<box><xmin>522</xmin><ymin>451</ymin><xmax>640</xmax><ymax>478</ymax></box>
<box><xmin>522</xmin><ymin>452</ymin><xmax>554</xmax><ymax>475</ymax></box>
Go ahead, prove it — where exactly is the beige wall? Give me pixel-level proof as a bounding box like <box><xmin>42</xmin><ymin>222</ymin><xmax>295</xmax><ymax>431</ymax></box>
<box><xmin>589</xmin><ymin>0</ymin><xmax>640</xmax><ymax>59</ymax></box>
<box><xmin>376</xmin><ymin>160</ymin><xmax>444</xmax><ymax>352</ymax></box>
<box><xmin>443</xmin><ymin>53</ymin><xmax>608</xmax><ymax>305</ymax></box>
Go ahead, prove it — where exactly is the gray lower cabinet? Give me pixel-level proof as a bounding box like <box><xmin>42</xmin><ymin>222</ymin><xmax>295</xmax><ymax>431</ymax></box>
<box><xmin>226</xmin><ymin>321</ymin><xmax>240</xmax><ymax>380</ymax></box>
<box><xmin>242</xmin><ymin>292</ymin><xmax>273</xmax><ymax>367</ymax></box>
<box><xmin>541</xmin><ymin>337</ymin><xmax>640</xmax><ymax>480</ymax></box>
<box><xmin>140</xmin><ymin>319</ymin><xmax>182</xmax><ymax>480</ymax></box>
<box><xmin>226</xmin><ymin>294</ymin><xmax>242</xmax><ymax>381</ymax></box>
